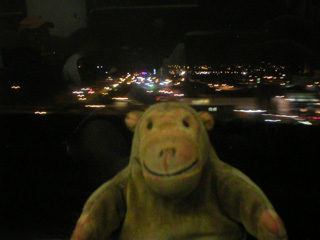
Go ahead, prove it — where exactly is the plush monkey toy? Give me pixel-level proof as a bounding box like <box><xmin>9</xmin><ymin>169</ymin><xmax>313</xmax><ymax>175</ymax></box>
<box><xmin>71</xmin><ymin>102</ymin><xmax>287</xmax><ymax>240</ymax></box>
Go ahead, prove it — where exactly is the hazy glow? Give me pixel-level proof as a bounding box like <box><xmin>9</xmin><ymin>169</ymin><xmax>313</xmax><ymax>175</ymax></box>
<box><xmin>208</xmin><ymin>107</ymin><xmax>217</xmax><ymax>112</ymax></box>
<box><xmin>85</xmin><ymin>105</ymin><xmax>106</xmax><ymax>108</ymax></box>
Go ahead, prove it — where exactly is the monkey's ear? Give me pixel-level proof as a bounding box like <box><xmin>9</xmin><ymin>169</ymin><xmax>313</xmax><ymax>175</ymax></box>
<box><xmin>198</xmin><ymin>112</ymin><xmax>214</xmax><ymax>131</ymax></box>
<box><xmin>125</xmin><ymin>111</ymin><xmax>144</xmax><ymax>132</ymax></box>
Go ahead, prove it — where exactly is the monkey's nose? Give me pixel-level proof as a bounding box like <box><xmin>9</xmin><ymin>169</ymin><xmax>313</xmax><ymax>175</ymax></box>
<box><xmin>159</xmin><ymin>148</ymin><xmax>176</xmax><ymax>158</ymax></box>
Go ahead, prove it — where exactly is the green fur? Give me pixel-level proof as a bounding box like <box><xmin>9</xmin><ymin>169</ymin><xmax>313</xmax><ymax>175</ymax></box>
<box><xmin>71</xmin><ymin>102</ymin><xmax>287</xmax><ymax>240</ymax></box>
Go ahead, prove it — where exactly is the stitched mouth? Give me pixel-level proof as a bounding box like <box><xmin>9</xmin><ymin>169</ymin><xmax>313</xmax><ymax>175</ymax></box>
<box><xmin>143</xmin><ymin>158</ymin><xmax>199</xmax><ymax>177</ymax></box>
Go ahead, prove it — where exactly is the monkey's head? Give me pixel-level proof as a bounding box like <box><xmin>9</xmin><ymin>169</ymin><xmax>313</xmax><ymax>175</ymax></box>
<box><xmin>125</xmin><ymin>102</ymin><xmax>214</xmax><ymax>198</ymax></box>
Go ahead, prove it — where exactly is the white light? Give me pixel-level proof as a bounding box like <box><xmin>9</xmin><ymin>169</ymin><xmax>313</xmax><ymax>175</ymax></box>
<box><xmin>174</xmin><ymin>94</ymin><xmax>184</xmax><ymax>97</ymax></box>
<box><xmin>11</xmin><ymin>86</ymin><xmax>21</xmax><ymax>89</ymax></box>
<box><xmin>112</xmin><ymin>97</ymin><xmax>128</xmax><ymax>101</ymax></box>
<box><xmin>85</xmin><ymin>105</ymin><xmax>106</xmax><ymax>108</ymax></box>
<box><xmin>265</xmin><ymin>119</ymin><xmax>281</xmax><ymax>122</ymax></box>
<box><xmin>73</xmin><ymin>91</ymin><xmax>84</xmax><ymax>94</ymax></box>
<box><xmin>299</xmin><ymin>121</ymin><xmax>312</xmax><ymax>125</ymax></box>
<box><xmin>81</xmin><ymin>88</ymin><xmax>90</xmax><ymax>91</ymax></box>
<box><xmin>234</xmin><ymin>109</ymin><xmax>267</xmax><ymax>113</ymax></box>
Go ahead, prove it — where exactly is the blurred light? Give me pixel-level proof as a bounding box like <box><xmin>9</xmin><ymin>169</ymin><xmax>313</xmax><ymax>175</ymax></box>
<box><xmin>275</xmin><ymin>95</ymin><xmax>285</xmax><ymax>98</ymax></box>
<box><xmin>113</xmin><ymin>84</ymin><xmax>119</xmax><ymax>88</ymax></box>
<box><xmin>285</xmin><ymin>98</ymin><xmax>295</xmax><ymax>101</ymax></box>
<box><xmin>153</xmin><ymin>68</ymin><xmax>156</xmax><ymax>75</ymax></box>
<box><xmin>208</xmin><ymin>107</ymin><xmax>217</xmax><ymax>112</ymax></box>
<box><xmin>85</xmin><ymin>105</ymin><xmax>106</xmax><ymax>108</ymax></box>
<box><xmin>300</xmin><ymin>108</ymin><xmax>308</xmax><ymax>113</ymax></box>
<box><xmin>34</xmin><ymin>111</ymin><xmax>47</xmax><ymax>115</ymax></box>
<box><xmin>112</xmin><ymin>97</ymin><xmax>128</xmax><ymax>101</ymax></box>
<box><xmin>299</xmin><ymin>121</ymin><xmax>312</xmax><ymax>125</ymax></box>
<box><xmin>78</xmin><ymin>98</ymin><xmax>87</xmax><ymax>101</ymax></box>
<box><xmin>73</xmin><ymin>91</ymin><xmax>83</xmax><ymax>94</ymax></box>
<box><xmin>11</xmin><ymin>86</ymin><xmax>21</xmax><ymax>89</ymax></box>
<box><xmin>81</xmin><ymin>88</ymin><xmax>90</xmax><ymax>91</ymax></box>
<box><xmin>141</xmin><ymin>72</ymin><xmax>148</xmax><ymax>75</ymax></box>
<box><xmin>192</xmin><ymin>99</ymin><xmax>210</xmax><ymax>105</ymax></box>
<box><xmin>265</xmin><ymin>119</ymin><xmax>281</xmax><ymax>122</ymax></box>
<box><xmin>174</xmin><ymin>94</ymin><xmax>184</xmax><ymax>97</ymax></box>
<box><xmin>77</xmin><ymin>94</ymin><xmax>85</xmax><ymax>97</ymax></box>
<box><xmin>234</xmin><ymin>109</ymin><xmax>267</xmax><ymax>113</ymax></box>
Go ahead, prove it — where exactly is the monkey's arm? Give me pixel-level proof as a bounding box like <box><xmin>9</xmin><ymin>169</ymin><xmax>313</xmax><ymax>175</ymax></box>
<box><xmin>71</xmin><ymin>168</ymin><xmax>128</xmax><ymax>240</ymax></box>
<box><xmin>215</xmin><ymin>162</ymin><xmax>287</xmax><ymax>240</ymax></box>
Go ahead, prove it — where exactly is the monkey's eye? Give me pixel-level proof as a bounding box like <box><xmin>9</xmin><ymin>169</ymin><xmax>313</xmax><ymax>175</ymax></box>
<box><xmin>182</xmin><ymin>119</ymin><xmax>190</xmax><ymax>128</ymax></box>
<box><xmin>147</xmin><ymin>121</ymin><xmax>153</xmax><ymax>130</ymax></box>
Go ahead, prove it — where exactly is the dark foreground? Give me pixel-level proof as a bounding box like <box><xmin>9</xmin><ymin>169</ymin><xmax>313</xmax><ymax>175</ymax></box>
<box><xmin>0</xmin><ymin>112</ymin><xmax>319</xmax><ymax>240</ymax></box>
